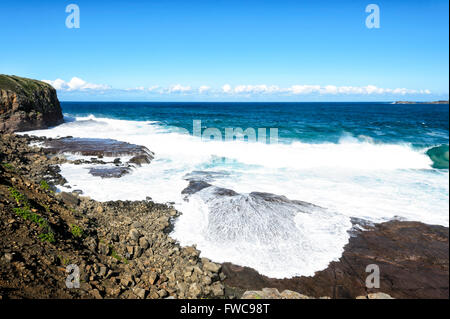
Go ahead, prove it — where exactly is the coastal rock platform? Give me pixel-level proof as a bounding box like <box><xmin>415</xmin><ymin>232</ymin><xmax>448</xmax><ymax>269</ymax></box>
<box><xmin>223</xmin><ymin>220</ymin><xmax>449</xmax><ymax>299</ymax></box>
<box><xmin>39</xmin><ymin>136</ymin><xmax>154</xmax><ymax>179</ymax></box>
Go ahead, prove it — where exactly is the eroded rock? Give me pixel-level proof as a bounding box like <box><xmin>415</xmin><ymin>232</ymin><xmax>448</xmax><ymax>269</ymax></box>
<box><xmin>0</xmin><ymin>75</ymin><xmax>63</xmax><ymax>133</ymax></box>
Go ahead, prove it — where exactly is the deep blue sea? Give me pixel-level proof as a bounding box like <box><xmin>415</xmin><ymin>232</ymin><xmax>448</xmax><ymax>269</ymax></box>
<box><xmin>25</xmin><ymin>102</ymin><xmax>449</xmax><ymax>278</ymax></box>
<box><xmin>60</xmin><ymin>102</ymin><xmax>449</xmax><ymax>147</ymax></box>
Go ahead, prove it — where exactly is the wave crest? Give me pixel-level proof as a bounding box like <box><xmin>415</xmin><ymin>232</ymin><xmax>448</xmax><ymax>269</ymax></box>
<box><xmin>426</xmin><ymin>145</ymin><xmax>449</xmax><ymax>169</ymax></box>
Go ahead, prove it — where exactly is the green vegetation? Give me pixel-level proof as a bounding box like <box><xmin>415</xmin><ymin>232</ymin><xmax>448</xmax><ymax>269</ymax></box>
<box><xmin>109</xmin><ymin>244</ymin><xmax>129</xmax><ymax>264</ymax></box>
<box><xmin>38</xmin><ymin>232</ymin><xmax>55</xmax><ymax>243</ymax></box>
<box><xmin>70</xmin><ymin>224</ymin><xmax>84</xmax><ymax>238</ymax></box>
<box><xmin>1</xmin><ymin>162</ymin><xmax>14</xmax><ymax>171</ymax></box>
<box><xmin>0</xmin><ymin>74</ymin><xmax>53</xmax><ymax>98</ymax></box>
<box><xmin>39</xmin><ymin>180</ymin><xmax>50</xmax><ymax>191</ymax></box>
<box><xmin>9</xmin><ymin>187</ymin><xmax>55</xmax><ymax>244</ymax></box>
<box><xmin>14</xmin><ymin>207</ymin><xmax>46</xmax><ymax>227</ymax></box>
<box><xmin>9</xmin><ymin>187</ymin><xmax>29</xmax><ymax>207</ymax></box>
<box><xmin>58</xmin><ymin>255</ymin><xmax>70</xmax><ymax>266</ymax></box>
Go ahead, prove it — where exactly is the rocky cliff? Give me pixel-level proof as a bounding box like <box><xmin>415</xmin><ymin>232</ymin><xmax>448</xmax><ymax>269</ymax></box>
<box><xmin>0</xmin><ymin>75</ymin><xmax>63</xmax><ymax>133</ymax></box>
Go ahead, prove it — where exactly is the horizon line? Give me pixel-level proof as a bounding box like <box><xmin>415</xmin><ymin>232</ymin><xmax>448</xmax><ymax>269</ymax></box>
<box><xmin>58</xmin><ymin>100</ymin><xmax>449</xmax><ymax>103</ymax></box>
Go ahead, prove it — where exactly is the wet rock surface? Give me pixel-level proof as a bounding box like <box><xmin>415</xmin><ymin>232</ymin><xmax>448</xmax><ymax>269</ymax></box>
<box><xmin>223</xmin><ymin>220</ymin><xmax>449</xmax><ymax>299</ymax></box>
<box><xmin>183</xmin><ymin>180</ymin><xmax>319</xmax><ymax>208</ymax></box>
<box><xmin>42</xmin><ymin>137</ymin><xmax>153</xmax><ymax>160</ymax></box>
<box><xmin>41</xmin><ymin>137</ymin><xmax>154</xmax><ymax>178</ymax></box>
<box><xmin>88</xmin><ymin>167</ymin><xmax>131</xmax><ymax>179</ymax></box>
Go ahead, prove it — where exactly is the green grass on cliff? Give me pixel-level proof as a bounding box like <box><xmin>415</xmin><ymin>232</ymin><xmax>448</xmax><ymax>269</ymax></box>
<box><xmin>0</xmin><ymin>74</ymin><xmax>54</xmax><ymax>96</ymax></box>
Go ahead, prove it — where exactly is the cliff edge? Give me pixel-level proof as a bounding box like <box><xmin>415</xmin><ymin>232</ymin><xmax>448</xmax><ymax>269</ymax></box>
<box><xmin>0</xmin><ymin>75</ymin><xmax>63</xmax><ymax>133</ymax></box>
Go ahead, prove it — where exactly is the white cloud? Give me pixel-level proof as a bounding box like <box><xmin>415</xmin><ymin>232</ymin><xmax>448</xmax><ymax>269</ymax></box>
<box><xmin>222</xmin><ymin>84</ymin><xmax>431</xmax><ymax>95</ymax></box>
<box><xmin>42</xmin><ymin>77</ymin><xmax>110</xmax><ymax>91</ymax></box>
<box><xmin>42</xmin><ymin>78</ymin><xmax>433</xmax><ymax>97</ymax></box>
<box><xmin>43</xmin><ymin>78</ymin><xmax>67</xmax><ymax>90</ymax></box>
<box><xmin>287</xmin><ymin>85</ymin><xmax>321</xmax><ymax>95</ymax></box>
<box><xmin>233</xmin><ymin>84</ymin><xmax>281</xmax><ymax>94</ymax></box>
<box><xmin>125</xmin><ymin>85</ymin><xmax>161</xmax><ymax>92</ymax></box>
<box><xmin>125</xmin><ymin>86</ymin><xmax>146</xmax><ymax>91</ymax></box>
<box><xmin>166</xmin><ymin>84</ymin><xmax>192</xmax><ymax>94</ymax></box>
<box><xmin>222</xmin><ymin>84</ymin><xmax>232</xmax><ymax>93</ymax></box>
<box><xmin>148</xmin><ymin>85</ymin><xmax>160</xmax><ymax>92</ymax></box>
<box><xmin>199</xmin><ymin>85</ymin><xmax>211</xmax><ymax>94</ymax></box>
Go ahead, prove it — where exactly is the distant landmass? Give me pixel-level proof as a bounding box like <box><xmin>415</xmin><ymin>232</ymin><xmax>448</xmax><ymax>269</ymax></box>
<box><xmin>393</xmin><ymin>100</ymin><xmax>449</xmax><ymax>104</ymax></box>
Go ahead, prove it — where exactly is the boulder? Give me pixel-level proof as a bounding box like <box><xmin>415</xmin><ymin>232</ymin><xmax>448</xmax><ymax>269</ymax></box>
<box><xmin>128</xmin><ymin>228</ymin><xmax>141</xmax><ymax>242</ymax></box>
<box><xmin>203</xmin><ymin>261</ymin><xmax>221</xmax><ymax>273</ymax></box>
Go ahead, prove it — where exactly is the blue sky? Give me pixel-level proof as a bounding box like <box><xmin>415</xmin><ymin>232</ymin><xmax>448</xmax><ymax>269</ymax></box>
<box><xmin>0</xmin><ymin>0</ymin><xmax>448</xmax><ymax>101</ymax></box>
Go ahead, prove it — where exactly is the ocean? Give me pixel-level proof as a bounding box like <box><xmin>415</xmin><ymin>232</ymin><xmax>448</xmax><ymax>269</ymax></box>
<box><xmin>25</xmin><ymin>102</ymin><xmax>449</xmax><ymax>278</ymax></box>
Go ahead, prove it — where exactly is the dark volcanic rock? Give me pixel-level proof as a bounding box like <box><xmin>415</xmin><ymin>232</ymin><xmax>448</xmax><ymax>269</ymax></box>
<box><xmin>183</xmin><ymin>180</ymin><xmax>319</xmax><ymax>207</ymax></box>
<box><xmin>223</xmin><ymin>220</ymin><xmax>449</xmax><ymax>299</ymax></box>
<box><xmin>182</xmin><ymin>180</ymin><xmax>239</xmax><ymax>197</ymax></box>
<box><xmin>89</xmin><ymin>167</ymin><xmax>131</xmax><ymax>178</ymax></box>
<box><xmin>42</xmin><ymin>137</ymin><xmax>154</xmax><ymax>178</ymax></box>
<box><xmin>0</xmin><ymin>75</ymin><xmax>63</xmax><ymax>133</ymax></box>
<box><xmin>43</xmin><ymin>137</ymin><xmax>153</xmax><ymax>160</ymax></box>
<box><xmin>249</xmin><ymin>192</ymin><xmax>319</xmax><ymax>208</ymax></box>
<box><xmin>129</xmin><ymin>155</ymin><xmax>152</xmax><ymax>166</ymax></box>
<box><xmin>181</xmin><ymin>180</ymin><xmax>212</xmax><ymax>195</ymax></box>
<box><xmin>214</xmin><ymin>187</ymin><xmax>239</xmax><ymax>197</ymax></box>
<box><xmin>184</xmin><ymin>170</ymin><xmax>231</xmax><ymax>183</ymax></box>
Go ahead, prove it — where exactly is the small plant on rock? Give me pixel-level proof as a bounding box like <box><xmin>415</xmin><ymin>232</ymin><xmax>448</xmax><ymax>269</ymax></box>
<box><xmin>58</xmin><ymin>255</ymin><xmax>70</xmax><ymax>266</ymax></box>
<box><xmin>13</xmin><ymin>203</ymin><xmax>55</xmax><ymax>244</ymax></box>
<box><xmin>9</xmin><ymin>187</ymin><xmax>29</xmax><ymax>207</ymax></box>
<box><xmin>39</xmin><ymin>180</ymin><xmax>50</xmax><ymax>191</ymax></box>
<box><xmin>110</xmin><ymin>245</ymin><xmax>129</xmax><ymax>264</ymax></box>
<box><xmin>70</xmin><ymin>224</ymin><xmax>84</xmax><ymax>238</ymax></box>
<box><xmin>2</xmin><ymin>162</ymin><xmax>14</xmax><ymax>171</ymax></box>
<box><xmin>14</xmin><ymin>207</ymin><xmax>32</xmax><ymax>220</ymax></box>
<box><xmin>38</xmin><ymin>232</ymin><xmax>55</xmax><ymax>243</ymax></box>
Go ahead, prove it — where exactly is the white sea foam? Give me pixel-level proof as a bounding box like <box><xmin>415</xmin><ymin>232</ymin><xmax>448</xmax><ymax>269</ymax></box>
<box><xmin>174</xmin><ymin>186</ymin><xmax>351</xmax><ymax>278</ymax></box>
<box><xmin>23</xmin><ymin>115</ymin><xmax>450</xmax><ymax>278</ymax></box>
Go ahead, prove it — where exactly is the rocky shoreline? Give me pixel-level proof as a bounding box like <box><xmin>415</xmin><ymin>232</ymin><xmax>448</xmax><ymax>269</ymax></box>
<box><xmin>1</xmin><ymin>133</ymin><xmax>448</xmax><ymax>299</ymax></box>
<box><xmin>0</xmin><ymin>134</ymin><xmax>226</xmax><ymax>299</ymax></box>
<box><xmin>223</xmin><ymin>219</ymin><xmax>449</xmax><ymax>299</ymax></box>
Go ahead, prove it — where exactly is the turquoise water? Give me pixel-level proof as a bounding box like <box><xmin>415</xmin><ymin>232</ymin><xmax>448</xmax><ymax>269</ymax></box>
<box><xmin>61</xmin><ymin>102</ymin><xmax>449</xmax><ymax>167</ymax></box>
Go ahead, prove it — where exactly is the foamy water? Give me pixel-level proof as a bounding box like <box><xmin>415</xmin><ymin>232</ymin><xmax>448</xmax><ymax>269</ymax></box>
<box><xmin>23</xmin><ymin>115</ymin><xmax>449</xmax><ymax>278</ymax></box>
